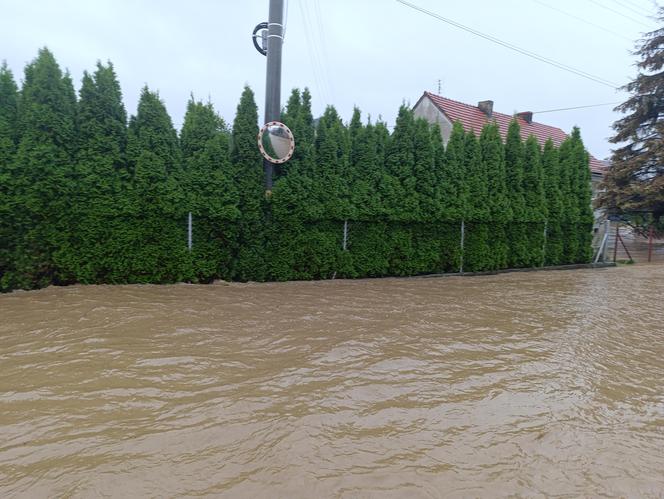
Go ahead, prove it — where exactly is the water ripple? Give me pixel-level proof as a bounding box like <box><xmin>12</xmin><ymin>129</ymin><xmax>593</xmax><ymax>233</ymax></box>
<box><xmin>1</xmin><ymin>265</ymin><xmax>663</xmax><ymax>497</ymax></box>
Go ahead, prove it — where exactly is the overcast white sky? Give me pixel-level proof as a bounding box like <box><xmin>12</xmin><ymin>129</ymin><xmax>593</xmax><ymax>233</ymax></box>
<box><xmin>2</xmin><ymin>0</ymin><xmax>660</xmax><ymax>160</ymax></box>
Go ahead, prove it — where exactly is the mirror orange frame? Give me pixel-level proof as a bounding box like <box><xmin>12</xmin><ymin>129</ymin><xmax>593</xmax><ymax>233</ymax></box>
<box><xmin>257</xmin><ymin>121</ymin><xmax>295</xmax><ymax>164</ymax></box>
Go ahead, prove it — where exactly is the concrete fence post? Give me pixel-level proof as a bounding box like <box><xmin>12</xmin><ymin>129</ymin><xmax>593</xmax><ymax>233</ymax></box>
<box><xmin>460</xmin><ymin>220</ymin><xmax>465</xmax><ymax>274</ymax></box>
<box><xmin>541</xmin><ymin>221</ymin><xmax>548</xmax><ymax>267</ymax></box>
<box><xmin>343</xmin><ymin>220</ymin><xmax>348</xmax><ymax>251</ymax></box>
<box><xmin>187</xmin><ymin>212</ymin><xmax>192</xmax><ymax>252</ymax></box>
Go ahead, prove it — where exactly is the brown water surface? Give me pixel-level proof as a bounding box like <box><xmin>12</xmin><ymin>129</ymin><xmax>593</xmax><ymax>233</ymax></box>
<box><xmin>1</xmin><ymin>265</ymin><xmax>663</xmax><ymax>497</ymax></box>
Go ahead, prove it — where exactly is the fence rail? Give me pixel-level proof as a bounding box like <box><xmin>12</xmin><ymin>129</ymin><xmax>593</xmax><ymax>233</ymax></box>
<box><xmin>603</xmin><ymin>223</ymin><xmax>664</xmax><ymax>263</ymax></box>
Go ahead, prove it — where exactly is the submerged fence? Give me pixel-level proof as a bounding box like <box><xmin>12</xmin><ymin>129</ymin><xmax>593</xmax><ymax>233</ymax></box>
<box><xmin>1</xmin><ymin>214</ymin><xmax>595</xmax><ymax>291</ymax></box>
<box><xmin>599</xmin><ymin>222</ymin><xmax>664</xmax><ymax>264</ymax></box>
<box><xmin>180</xmin><ymin>216</ymin><xmax>593</xmax><ymax>281</ymax></box>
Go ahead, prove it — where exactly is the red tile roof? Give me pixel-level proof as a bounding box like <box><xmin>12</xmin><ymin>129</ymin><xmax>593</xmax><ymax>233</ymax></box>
<box><xmin>421</xmin><ymin>91</ymin><xmax>607</xmax><ymax>175</ymax></box>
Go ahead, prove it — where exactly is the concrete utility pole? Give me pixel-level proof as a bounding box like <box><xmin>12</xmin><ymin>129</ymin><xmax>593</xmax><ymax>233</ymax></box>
<box><xmin>263</xmin><ymin>0</ymin><xmax>284</xmax><ymax>192</ymax></box>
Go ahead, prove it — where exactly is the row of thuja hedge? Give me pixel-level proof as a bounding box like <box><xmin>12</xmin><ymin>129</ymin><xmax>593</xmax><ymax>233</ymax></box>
<box><xmin>0</xmin><ymin>49</ymin><xmax>593</xmax><ymax>291</ymax></box>
<box><xmin>260</xmin><ymin>220</ymin><xmax>590</xmax><ymax>281</ymax></box>
<box><xmin>70</xmin><ymin>216</ymin><xmax>587</xmax><ymax>284</ymax></box>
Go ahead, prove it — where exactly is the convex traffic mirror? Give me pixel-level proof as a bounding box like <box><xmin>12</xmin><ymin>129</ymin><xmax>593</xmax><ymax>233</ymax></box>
<box><xmin>257</xmin><ymin>121</ymin><xmax>295</xmax><ymax>164</ymax></box>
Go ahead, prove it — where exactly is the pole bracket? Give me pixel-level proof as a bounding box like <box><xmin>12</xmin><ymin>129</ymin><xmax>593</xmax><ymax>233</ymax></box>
<box><xmin>252</xmin><ymin>22</ymin><xmax>268</xmax><ymax>56</ymax></box>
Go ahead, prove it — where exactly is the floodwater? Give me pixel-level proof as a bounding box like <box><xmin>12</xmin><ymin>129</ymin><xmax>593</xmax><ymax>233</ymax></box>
<box><xmin>1</xmin><ymin>265</ymin><xmax>663</xmax><ymax>498</ymax></box>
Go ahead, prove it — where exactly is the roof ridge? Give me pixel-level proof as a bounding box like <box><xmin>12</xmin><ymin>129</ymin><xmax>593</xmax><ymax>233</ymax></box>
<box><xmin>421</xmin><ymin>91</ymin><xmax>605</xmax><ymax>172</ymax></box>
<box><xmin>425</xmin><ymin>91</ymin><xmax>568</xmax><ymax>136</ymax></box>
<box><xmin>426</xmin><ymin>91</ymin><xmax>480</xmax><ymax>110</ymax></box>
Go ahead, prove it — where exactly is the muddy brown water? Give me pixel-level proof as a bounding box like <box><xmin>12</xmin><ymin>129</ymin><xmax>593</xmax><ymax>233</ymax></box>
<box><xmin>1</xmin><ymin>265</ymin><xmax>663</xmax><ymax>498</ymax></box>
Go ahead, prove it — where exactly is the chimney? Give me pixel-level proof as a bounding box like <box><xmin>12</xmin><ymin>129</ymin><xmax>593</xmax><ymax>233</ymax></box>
<box><xmin>517</xmin><ymin>111</ymin><xmax>533</xmax><ymax>124</ymax></box>
<box><xmin>478</xmin><ymin>100</ymin><xmax>493</xmax><ymax>117</ymax></box>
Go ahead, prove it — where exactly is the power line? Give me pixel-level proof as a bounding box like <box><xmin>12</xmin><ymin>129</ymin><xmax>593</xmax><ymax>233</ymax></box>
<box><xmin>587</xmin><ymin>0</ymin><xmax>654</xmax><ymax>27</ymax></box>
<box><xmin>531</xmin><ymin>0</ymin><xmax>633</xmax><ymax>42</ymax></box>
<box><xmin>396</xmin><ymin>0</ymin><xmax>620</xmax><ymax>89</ymax></box>
<box><xmin>609</xmin><ymin>0</ymin><xmax>654</xmax><ymax>18</ymax></box>
<box><xmin>297</xmin><ymin>0</ymin><xmax>329</xmax><ymax>105</ymax></box>
<box><xmin>532</xmin><ymin>101</ymin><xmax>622</xmax><ymax>114</ymax></box>
<box><xmin>620</xmin><ymin>0</ymin><xmax>657</xmax><ymax>14</ymax></box>
<box><xmin>299</xmin><ymin>0</ymin><xmax>333</xmax><ymax>104</ymax></box>
<box><xmin>312</xmin><ymin>0</ymin><xmax>335</xmax><ymax>103</ymax></box>
<box><xmin>619</xmin><ymin>0</ymin><xmax>651</xmax><ymax>9</ymax></box>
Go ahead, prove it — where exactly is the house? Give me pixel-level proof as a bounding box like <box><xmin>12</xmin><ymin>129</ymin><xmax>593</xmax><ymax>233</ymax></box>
<box><xmin>412</xmin><ymin>91</ymin><xmax>608</xmax><ymax>200</ymax></box>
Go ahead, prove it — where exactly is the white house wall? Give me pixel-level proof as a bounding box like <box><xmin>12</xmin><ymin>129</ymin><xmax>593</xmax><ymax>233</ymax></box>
<box><xmin>412</xmin><ymin>96</ymin><xmax>454</xmax><ymax>145</ymax></box>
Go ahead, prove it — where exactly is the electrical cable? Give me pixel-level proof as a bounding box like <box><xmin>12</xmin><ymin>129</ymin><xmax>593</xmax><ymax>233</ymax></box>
<box><xmin>532</xmin><ymin>101</ymin><xmax>622</xmax><ymax>114</ymax></box>
<box><xmin>298</xmin><ymin>0</ymin><xmax>329</xmax><ymax>105</ymax></box>
<box><xmin>531</xmin><ymin>0</ymin><xmax>632</xmax><ymax>42</ymax></box>
<box><xmin>619</xmin><ymin>0</ymin><xmax>650</xmax><ymax>9</ymax></box>
<box><xmin>587</xmin><ymin>0</ymin><xmax>654</xmax><ymax>27</ymax></box>
<box><xmin>608</xmin><ymin>0</ymin><xmax>654</xmax><ymax>18</ymax></box>
<box><xmin>302</xmin><ymin>0</ymin><xmax>328</xmax><ymax>103</ymax></box>
<box><xmin>301</xmin><ymin>0</ymin><xmax>333</xmax><ymax>104</ymax></box>
<box><xmin>312</xmin><ymin>0</ymin><xmax>335</xmax><ymax>103</ymax></box>
<box><xmin>313</xmin><ymin>0</ymin><xmax>335</xmax><ymax>102</ymax></box>
<box><xmin>396</xmin><ymin>0</ymin><xmax>620</xmax><ymax>88</ymax></box>
<box><xmin>620</xmin><ymin>0</ymin><xmax>656</xmax><ymax>14</ymax></box>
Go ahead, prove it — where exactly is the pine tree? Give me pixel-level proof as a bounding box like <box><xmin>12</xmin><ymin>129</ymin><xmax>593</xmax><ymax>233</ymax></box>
<box><xmin>349</xmin><ymin>117</ymin><xmax>393</xmax><ymax>277</ymax></box>
<box><xmin>522</xmin><ymin>135</ymin><xmax>547</xmax><ymax>266</ymax></box>
<box><xmin>504</xmin><ymin>119</ymin><xmax>528</xmax><ymax>267</ymax></box>
<box><xmin>343</xmin><ymin>109</ymin><xmax>377</xmax><ymax>276</ymax></box>
<box><xmin>481</xmin><ymin>122</ymin><xmax>511</xmax><ymax>269</ymax></box>
<box><xmin>271</xmin><ymin>89</ymin><xmax>346</xmax><ymax>280</ymax></box>
<box><xmin>62</xmin><ymin>70</ymin><xmax>78</xmax><ymax>155</ymax></box>
<box><xmin>429</xmin><ymin>124</ymin><xmax>446</xmax><ymax>220</ymax></box>
<box><xmin>270</xmin><ymin>88</ymin><xmax>315</xmax><ymax>279</ymax></box>
<box><xmin>431</xmin><ymin>122</ymin><xmax>464</xmax><ymax>272</ymax></box>
<box><xmin>412</xmin><ymin>117</ymin><xmax>437</xmax><ymax>221</ymax></box>
<box><xmin>181</xmin><ymin>97</ymin><xmax>239</xmax><ymax>282</ymax></box>
<box><xmin>374</xmin><ymin>117</ymin><xmax>397</xmax><ymax>220</ymax></box>
<box><xmin>0</xmin><ymin>62</ymin><xmax>19</xmax><ymax>290</ymax></box>
<box><xmin>8</xmin><ymin>48</ymin><xmax>77</xmax><ymax>290</ymax></box>
<box><xmin>348</xmin><ymin>106</ymin><xmax>363</xmax><ymax>169</ymax></box>
<box><xmin>599</xmin><ymin>10</ymin><xmax>664</xmax><ymax>222</ymax></box>
<box><xmin>409</xmin><ymin>118</ymin><xmax>445</xmax><ymax>273</ymax></box>
<box><xmin>463</xmin><ymin>130</ymin><xmax>491</xmax><ymax>271</ymax></box>
<box><xmin>381</xmin><ymin>106</ymin><xmax>421</xmax><ymax>274</ymax></box>
<box><xmin>424</xmin><ymin>123</ymin><xmax>458</xmax><ymax>272</ymax></box>
<box><xmin>384</xmin><ymin>105</ymin><xmax>418</xmax><ymax>221</ymax></box>
<box><xmin>273</xmin><ymin>87</ymin><xmax>318</xmax><ymax>222</ymax></box>
<box><xmin>347</xmin><ymin>107</ymin><xmax>376</xmax><ymax>218</ymax></box>
<box><xmin>558</xmin><ymin>135</ymin><xmax>580</xmax><ymax>263</ymax></box>
<box><xmin>279</xmin><ymin>87</ymin><xmax>316</xmax><ymax>177</ymax></box>
<box><xmin>348</xmin><ymin>108</ymin><xmax>382</xmax><ymax>220</ymax></box>
<box><xmin>125</xmin><ymin>86</ymin><xmax>187</xmax><ymax>283</ymax></box>
<box><xmin>315</xmin><ymin>105</ymin><xmax>352</xmax><ymax>220</ymax></box>
<box><xmin>570</xmin><ymin>127</ymin><xmax>594</xmax><ymax>262</ymax></box>
<box><xmin>0</xmin><ymin>62</ymin><xmax>17</xmax><ymax>164</ymax></box>
<box><xmin>68</xmin><ymin>62</ymin><xmax>128</xmax><ymax>283</ymax></box>
<box><xmin>278</xmin><ymin>88</ymin><xmax>307</xmax><ymax>181</ymax></box>
<box><xmin>230</xmin><ymin>86</ymin><xmax>266</xmax><ymax>281</ymax></box>
<box><xmin>298</xmin><ymin>90</ymin><xmax>317</xmax><ymax>151</ymax></box>
<box><xmin>292</xmin><ymin>105</ymin><xmax>350</xmax><ymax>278</ymax></box>
<box><xmin>542</xmin><ymin>139</ymin><xmax>564</xmax><ymax>265</ymax></box>
<box><xmin>439</xmin><ymin>121</ymin><xmax>466</xmax><ymax>221</ymax></box>
<box><xmin>280</xmin><ymin>88</ymin><xmax>302</xmax><ymax>164</ymax></box>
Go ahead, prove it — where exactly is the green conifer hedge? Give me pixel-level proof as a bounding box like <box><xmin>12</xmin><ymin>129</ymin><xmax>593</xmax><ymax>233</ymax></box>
<box><xmin>0</xmin><ymin>50</ymin><xmax>596</xmax><ymax>291</ymax></box>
